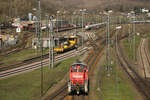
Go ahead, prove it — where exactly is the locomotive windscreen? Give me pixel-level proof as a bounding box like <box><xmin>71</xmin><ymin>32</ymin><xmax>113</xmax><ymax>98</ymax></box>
<box><xmin>71</xmin><ymin>64</ymin><xmax>86</xmax><ymax>72</ymax></box>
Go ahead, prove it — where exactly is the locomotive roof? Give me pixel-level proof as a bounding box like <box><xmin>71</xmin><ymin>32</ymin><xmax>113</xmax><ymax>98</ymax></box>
<box><xmin>72</xmin><ymin>62</ymin><xmax>87</xmax><ymax>66</ymax></box>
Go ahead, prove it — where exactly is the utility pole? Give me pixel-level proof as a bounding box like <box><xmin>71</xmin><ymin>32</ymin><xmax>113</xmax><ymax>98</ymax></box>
<box><xmin>128</xmin><ymin>18</ymin><xmax>132</xmax><ymax>51</ymax></box>
<box><xmin>80</xmin><ymin>9</ymin><xmax>86</xmax><ymax>47</ymax></box>
<box><xmin>56</xmin><ymin>11</ymin><xmax>59</xmax><ymax>33</ymax></box>
<box><xmin>81</xmin><ymin>10</ymin><xmax>84</xmax><ymax>47</ymax></box>
<box><xmin>36</xmin><ymin>0</ymin><xmax>43</xmax><ymax>96</ymax></box>
<box><xmin>130</xmin><ymin>11</ymin><xmax>136</xmax><ymax>61</ymax></box>
<box><xmin>61</xmin><ymin>13</ymin><xmax>62</xmax><ymax>29</ymax></box>
<box><xmin>72</xmin><ymin>13</ymin><xmax>74</xmax><ymax>27</ymax></box>
<box><xmin>73</xmin><ymin>11</ymin><xmax>77</xmax><ymax>34</ymax></box>
<box><xmin>74</xmin><ymin>14</ymin><xmax>77</xmax><ymax>34</ymax></box>
<box><xmin>0</xmin><ymin>24</ymin><xmax>2</xmax><ymax>34</ymax></box>
<box><xmin>49</xmin><ymin>16</ymin><xmax>54</xmax><ymax>69</ymax></box>
<box><xmin>127</xmin><ymin>17</ymin><xmax>133</xmax><ymax>55</ymax></box>
<box><xmin>46</xmin><ymin>14</ymin><xmax>49</xmax><ymax>37</ymax></box>
<box><xmin>133</xmin><ymin>14</ymin><xmax>136</xmax><ymax>61</ymax></box>
<box><xmin>106</xmin><ymin>14</ymin><xmax>110</xmax><ymax>76</ymax></box>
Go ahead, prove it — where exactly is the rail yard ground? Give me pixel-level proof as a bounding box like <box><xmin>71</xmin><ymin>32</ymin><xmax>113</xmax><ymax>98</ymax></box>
<box><xmin>122</xmin><ymin>24</ymin><xmax>150</xmax><ymax>61</ymax></box>
<box><xmin>137</xmin><ymin>38</ymin><xmax>150</xmax><ymax>78</ymax></box>
<box><xmin>89</xmin><ymin>24</ymin><xmax>150</xmax><ymax>100</ymax></box>
<box><xmin>1</xmin><ymin>22</ymin><xmax>150</xmax><ymax>100</ymax></box>
<box><xmin>0</xmin><ymin>56</ymin><xmax>78</xmax><ymax>100</ymax></box>
<box><xmin>92</xmin><ymin>26</ymin><xmax>142</xmax><ymax>100</ymax></box>
<box><xmin>41</xmin><ymin>24</ymin><xmax>146</xmax><ymax>100</ymax></box>
<box><xmin>0</xmin><ymin>27</ymin><xmax>83</xmax><ymax>68</ymax></box>
<box><xmin>147</xmin><ymin>34</ymin><xmax>150</xmax><ymax>52</ymax></box>
<box><xmin>96</xmin><ymin>50</ymin><xmax>142</xmax><ymax>100</ymax></box>
<box><xmin>123</xmin><ymin>35</ymin><xmax>141</xmax><ymax>60</ymax></box>
<box><xmin>116</xmin><ymin>24</ymin><xmax>150</xmax><ymax>100</ymax></box>
<box><xmin>1</xmin><ymin>0</ymin><xmax>150</xmax><ymax>99</ymax></box>
<box><xmin>0</xmin><ymin>48</ymin><xmax>46</xmax><ymax>67</ymax></box>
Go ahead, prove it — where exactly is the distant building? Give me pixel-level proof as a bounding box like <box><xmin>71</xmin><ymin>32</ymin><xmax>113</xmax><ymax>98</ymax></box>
<box><xmin>0</xmin><ymin>34</ymin><xmax>18</xmax><ymax>48</ymax></box>
<box><xmin>141</xmin><ymin>8</ymin><xmax>149</xmax><ymax>13</ymax></box>
<box><xmin>32</xmin><ymin>38</ymin><xmax>51</xmax><ymax>48</ymax></box>
<box><xmin>32</xmin><ymin>37</ymin><xmax>61</xmax><ymax>49</ymax></box>
<box><xmin>108</xmin><ymin>10</ymin><xmax>113</xmax><ymax>13</ymax></box>
<box><xmin>0</xmin><ymin>34</ymin><xmax>9</xmax><ymax>41</ymax></box>
<box><xmin>28</xmin><ymin>13</ymin><xmax>32</xmax><ymax>21</ymax></box>
<box><xmin>148</xmin><ymin>13</ymin><xmax>150</xmax><ymax>17</ymax></box>
<box><xmin>7</xmin><ymin>36</ymin><xmax>17</xmax><ymax>45</ymax></box>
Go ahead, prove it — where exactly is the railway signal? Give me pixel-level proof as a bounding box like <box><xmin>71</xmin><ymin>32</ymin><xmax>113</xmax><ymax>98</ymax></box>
<box><xmin>16</xmin><ymin>27</ymin><xmax>21</xmax><ymax>33</ymax></box>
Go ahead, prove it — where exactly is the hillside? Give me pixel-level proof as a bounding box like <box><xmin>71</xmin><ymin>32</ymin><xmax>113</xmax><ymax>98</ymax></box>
<box><xmin>42</xmin><ymin>0</ymin><xmax>150</xmax><ymax>10</ymax></box>
<box><xmin>0</xmin><ymin>0</ymin><xmax>150</xmax><ymax>23</ymax></box>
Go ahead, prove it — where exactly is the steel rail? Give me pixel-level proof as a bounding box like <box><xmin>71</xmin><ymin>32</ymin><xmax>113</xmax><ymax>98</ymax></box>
<box><xmin>116</xmin><ymin>36</ymin><xmax>150</xmax><ymax>100</ymax></box>
<box><xmin>0</xmin><ymin>47</ymin><xmax>88</xmax><ymax>79</ymax></box>
<box><xmin>139</xmin><ymin>39</ymin><xmax>150</xmax><ymax>79</ymax></box>
<box><xmin>46</xmin><ymin>26</ymin><xmax>117</xmax><ymax>100</ymax></box>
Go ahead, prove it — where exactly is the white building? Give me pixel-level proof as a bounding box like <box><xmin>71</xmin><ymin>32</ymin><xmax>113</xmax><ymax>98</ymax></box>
<box><xmin>141</xmin><ymin>8</ymin><xmax>149</xmax><ymax>13</ymax></box>
<box><xmin>148</xmin><ymin>13</ymin><xmax>150</xmax><ymax>17</ymax></box>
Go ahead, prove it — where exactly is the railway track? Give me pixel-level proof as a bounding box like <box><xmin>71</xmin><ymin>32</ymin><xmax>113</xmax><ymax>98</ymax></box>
<box><xmin>0</xmin><ymin>47</ymin><xmax>88</xmax><ymax>79</ymax></box>
<box><xmin>0</xmin><ymin>26</ymin><xmax>82</xmax><ymax>62</ymax></box>
<box><xmin>47</xmin><ymin>47</ymin><xmax>98</xmax><ymax>100</ymax></box>
<box><xmin>0</xmin><ymin>25</ymin><xmax>104</xmax><ymax>72</ymax></box>
<box><xmin>47</xmin><ymin>36</ymin><xmax>104</xmax><ymax>100</ymax></box>
<box><xmin>116</xmin><ymin>34</ymin><xmax>150</xmax><ymax>100</ymax></box>
<box><xmin>64</xmin><ymin>38</ymin><xmax>103</xmax><ymax>100</ymax></box>
<box><xmin>45</xmin><ymin>25</ymin><xmax>118</xmax><ymax>100</ymax></box>
<box><xmin>0</xmin><ymin>47</ymin><xmax>83</xmax><ymax>72</ymax></box>
<box><xmin>139</xmin><ymin>38</ymin><xmax>150</xmax><ymax>79</ymax></box>
<box><xmin>67</xmin><ymin>25</ymin><xmax>115</xmax><ymax>100</ymax></box>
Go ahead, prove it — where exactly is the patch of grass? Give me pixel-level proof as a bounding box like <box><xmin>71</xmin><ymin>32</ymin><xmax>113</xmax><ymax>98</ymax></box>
<box><xmin>96</xmin><ymin>61</ymin><xmax>137</xmax><ymax>100</ymax></box>
<box><xmin>0</xmin><ymin>57</ymin><xmax>77</xmax><ymax>100</ymax></box>
<box><xmin>0</xmin><ymin>48</ymin><xmax>49</xmax><ymax>67</ymax></box>
<box><xmin>123</xmin><ymin>35</ymin><xmax>141</xmax><ymax>60</ymax></box>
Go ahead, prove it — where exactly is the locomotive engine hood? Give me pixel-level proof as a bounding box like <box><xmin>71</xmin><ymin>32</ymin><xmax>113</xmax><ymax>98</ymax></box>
<box><xmin>71</xmin><ymin>72</ymin><xmax>84</xmax><ymax>85</ymax></box>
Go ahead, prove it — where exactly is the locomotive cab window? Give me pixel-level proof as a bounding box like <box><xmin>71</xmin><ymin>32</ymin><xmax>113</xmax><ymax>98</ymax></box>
<box><xmin>71</xmin><ymin>64</ymin><xmax>87</xmax><ymax>72</ymax></box>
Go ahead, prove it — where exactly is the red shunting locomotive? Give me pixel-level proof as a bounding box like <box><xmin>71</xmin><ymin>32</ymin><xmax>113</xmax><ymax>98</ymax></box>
<box><xmin>68</xmin><ymin>62</ymin><xmax>88</xmax><ymax>94</ymax></box>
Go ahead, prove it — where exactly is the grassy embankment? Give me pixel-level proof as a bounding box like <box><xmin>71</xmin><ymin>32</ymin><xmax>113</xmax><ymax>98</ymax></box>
<box><xmin>0</xmin><ymin>56</ymin><xmax>77</xmax><ymax>100</ymax></box>
<box><xmin>123</xmin><ymin>24</ymin><xmax>150</xmax><ymax>60</ymax></box>
<box><xmin>94</xmin><ymin>57</ymin><xmax>139</xmax><ymax>100</ymax></box>
<box><xmin>122</xmin><ymin>35</ymin><xmax>141</xmax><ymax>60</ymax></box>
<box><xmin>0</xmin><ymin>48</ymin><xmax>49</xmax><ymax>67</ymax></box>
<box><xmin>93</xmin><ymin>25</ymin><xmax>141</xmax><ymax>100</ymax></box>
<box><xmin>0</xmin><ymin>28</ymin><xmax>82</xmax><ymax>67</ymax></box>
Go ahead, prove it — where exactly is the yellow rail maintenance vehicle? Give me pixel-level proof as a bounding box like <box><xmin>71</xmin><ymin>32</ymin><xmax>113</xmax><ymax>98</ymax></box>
<box><xmin>54</xmin><ymin>35</ymin><xmax>79</xmax><ymax>53</ymax></box>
